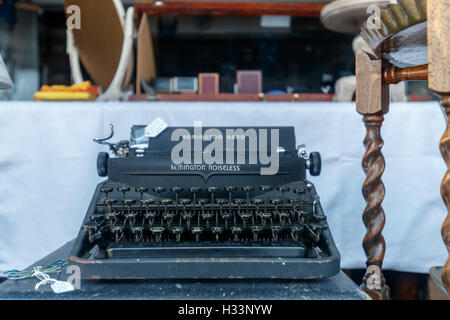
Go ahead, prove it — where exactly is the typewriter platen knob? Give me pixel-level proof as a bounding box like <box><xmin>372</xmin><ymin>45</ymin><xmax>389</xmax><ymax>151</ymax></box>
<box><xmin>97</xmin><ymin>152</ymin><xmax>109</xmax><ymax>177</ymax></box>
<box><xmin>307</xmin><ymin>152</ymin><xmax>322</xmax><ymax>176</ymax></box>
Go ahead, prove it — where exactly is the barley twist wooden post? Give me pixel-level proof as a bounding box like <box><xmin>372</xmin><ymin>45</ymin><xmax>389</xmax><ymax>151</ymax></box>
<box><xmin>439</xmin><ymin>97</ymin><xmax>450</xmax><ymax>295</ymax></box>
<box><xmin>428</xmin><ymin>0</ymin><xmax>450</xmax><ymax>296</ymax></box>
<box><xmin>356</xmin><ymin>50</ymin><xmax>390</xmax><ymax>300</ymax></box>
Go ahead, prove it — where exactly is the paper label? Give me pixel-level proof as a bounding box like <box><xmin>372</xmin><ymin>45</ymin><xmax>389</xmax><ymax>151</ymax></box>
<box><xmin>51</xmin><ymin>281</ymin><xmax>75</xmax><ymax>294</ymax></box>
<box><xmin>144</xmin><ymin>118</ymin><xmax>168</xmax><ymax>138</ymax></box>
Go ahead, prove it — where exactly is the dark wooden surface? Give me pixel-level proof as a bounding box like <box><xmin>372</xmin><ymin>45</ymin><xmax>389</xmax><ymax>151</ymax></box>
<box><xmin>134</xmin><ymin>1</ymin><xmax>327</xmax><ymax>17</ymax></box>
<box><xmin>0</xmin><ymin>240</ymin><xmax>369</xmax><ymax>300</ymax></box>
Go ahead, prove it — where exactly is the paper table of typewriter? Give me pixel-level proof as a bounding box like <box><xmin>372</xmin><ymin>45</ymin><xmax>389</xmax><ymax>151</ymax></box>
<box><xmin>69</xmin><ymin>125</ymin><xmax>340</xmax><ymax>279</ymax></box>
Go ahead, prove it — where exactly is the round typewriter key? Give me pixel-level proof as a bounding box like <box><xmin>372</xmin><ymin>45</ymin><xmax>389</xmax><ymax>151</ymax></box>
<box><xmin>211</xmin><ymin>226</ymin><xmax>224</xmax><ymax>241</ymax></box>
<box><xmin>294</xmin><ymin>187</ymin><xmax>306</xmax><ymax>194</ymax></box>
<box><xmin>270</xmin><ymin>225</ymin><xmax>282</xmax><ymax>241</ymax></box>
<box><xmin>179</xmin><ymin>198</ymin><xmax>191</xmax><ymax>205</ymax></box>
<box><xmin>225</xmin><ymin>186</ymin><xmax>236</xmax><ymax>192</ymax></box>
<box><xmin>234</xmin><ymin>199</ymin><xmax>246</xmax><ymax>205</ymax></box>
<box><xmin>171</xmin><ymin>187</ymin><xmax>183</xmax><ymax>193</ymax></box>
<box><xmin>207</xmin><ymin>187</ymin><xmax>219</xmax><ymax>193</ymax></box>
<box><xmin>123</xmin><ymin>199</ymin><xmax>135</xmax><ymax>205</ymax></box>
<box><xmin>111</xmin><ymin>225</ymin><xmax>124</xmax><ymax>243</ymax></box>
<box><xmin>153</xmin><ymin>187</ymin><xmax>166</xmax><ymax>193</ymax></box>
<box><xmin>161</xmin><ymin>198</ymin><xmax>173</xmax><ymax>205</ymax></box>
<box><xmin>150</xmin><ymin>226</ymin><xmax>165</xmax><ymax>242</ymax></box>
<box><xmin>136</xmin><ymin>187</ymin><xmax>148</xmax><ymax>193</ymax></box>
<box><xmin>290</xmin><ymin>225</ymin><xmax>304</xmax><ymax>241</ymax></box>
<box><xmin>270</xmin><ymin>198</ymin><xmax>281</xmax><ymax>205</ymax></box>
<box><xmin>82</xmin><ymin>222</ymin><xmax>98</xmax><ymax>233</ymax></box>
<box><xmin>198</xmin><ymin>198</ymin><xmax>209</xmax><ymax>205</ymax></box>
<box><xmin>105</xmin><ymin>199</ymin><xmax>117</xmax><ymax>205</ymax></box>
<box><xmin>190</xmin><ymin>187</ymin><xmax>201</xmax><ymax>193</ymax></box>
<box><xmin>250</xmin><ymin>225</ymin><xmax>263</xmax><ymax>241</ymax></box>
<box><xmin>260</xmin><ymin>185</ymin><xmax>273</xmax><ymax>192</ymax></box>
<box><xmin>216</xmin><ymin>199</ymin><xmax>228</xmax><ymax>205</ymax></box>
<box><xmin>242</xmin><ymin>186</ymin><xmax>254</xmax><ymax>192</ymax></box>
<box><xmin>231</xmin><ymin>226</ymin><xmax>243</xmax><ymax>241</ymax></box>
<box><xmin>141</xmin><ymin>199</ymin><xmax>154</xmax><ymax>205</ymax></box>
<box><xmin>252</xmin><ymin>198</ymin><xmax>264</xmax><ymax>205</ymax></box>
<box><xmin>277</xmin><ymin>186</ymin><xmax>290</xmax><ymax>192</ymax></box>
<box><xmin>101</xmin><ymin>187</ymin><xmax>113</xmax><ymax>193</ymax></box>
<box><xmin>171</xmin><ymin>226</ymin><xmax>184</xmax><ymax>242</ymax></box>
<box><xmin>131</xmin><ymin>226</ymin><xmax>144</xmax><ymax>242</ymax></box>
<box><xmin>191</xmin><ymin>226</ymin><xmax>204</xmax><ymax>242</ymax></box>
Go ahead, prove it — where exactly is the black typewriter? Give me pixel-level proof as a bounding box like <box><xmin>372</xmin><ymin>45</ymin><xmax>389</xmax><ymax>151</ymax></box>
<box><xmin>69</xmin><ymin>123</ymin><xmax>340</xmax><ymax>279</ymax></box>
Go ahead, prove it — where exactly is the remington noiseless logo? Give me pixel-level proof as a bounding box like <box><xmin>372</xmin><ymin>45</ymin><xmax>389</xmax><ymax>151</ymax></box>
<box><xmin>170</xmin><ymin>121</ymin><xmax>280</xmax><ymax>175</ymax></box>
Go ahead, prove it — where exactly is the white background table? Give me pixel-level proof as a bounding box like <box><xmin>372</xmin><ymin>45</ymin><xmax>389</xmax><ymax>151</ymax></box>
<box><xmin>0</xmin><ymin>101</ymin><xmax>446</xmax><ymax>274</ymax></box>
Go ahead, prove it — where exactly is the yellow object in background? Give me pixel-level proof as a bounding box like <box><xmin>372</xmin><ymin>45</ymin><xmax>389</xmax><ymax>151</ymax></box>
<box><xmin>34</xmin><ymin>81</ymin><xmax>100</xmax><ymax>101</ymax></box>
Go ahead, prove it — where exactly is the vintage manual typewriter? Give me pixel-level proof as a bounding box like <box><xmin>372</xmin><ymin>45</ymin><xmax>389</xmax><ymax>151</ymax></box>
<box><xmin>69</xmin><ymin>123</ymin><xmax>340</xmax><ymax>279</ymax></box>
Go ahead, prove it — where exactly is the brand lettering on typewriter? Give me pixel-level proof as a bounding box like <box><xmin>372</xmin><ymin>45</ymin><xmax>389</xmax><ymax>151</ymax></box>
<box><xmin>170</xmin><ymin>121</ymin><xmax>280</xmax><ymax>175</ymax></box>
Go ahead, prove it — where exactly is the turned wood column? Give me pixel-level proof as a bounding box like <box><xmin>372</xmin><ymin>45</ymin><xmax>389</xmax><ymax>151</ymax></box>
<box><xmin>356</xmin><ymin>50</ymin><xmax>390</xmax><ymax>300</ymax></box>
<box><xmin>428</xmin><ymin>0</ymin><xmax>450</xmax><ymax>296</ymax></box>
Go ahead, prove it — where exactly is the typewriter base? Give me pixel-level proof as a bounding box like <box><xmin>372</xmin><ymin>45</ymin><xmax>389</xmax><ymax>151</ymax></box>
<box><xmin>69</xmin><ymin>180</ymin><xmax>340</xmax><ymax>280</ymax></box>
<box><xmin>69</xmin><ymin>230</ymin><xmax>340</xmax><ymax>280</ymax></box>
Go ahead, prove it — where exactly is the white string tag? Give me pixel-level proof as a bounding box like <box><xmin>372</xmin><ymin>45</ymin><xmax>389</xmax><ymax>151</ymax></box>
<box><xmin>144</xmin><ymin>117</ymin><xmax>168</xmax><ymax>138</ymax></box>
<box><xmin>32</xmin><ymin>266</ymin><xmax>74</xmax><ymax>294</ymax></box>
<box><xmin>50</xmin><ymin>281</ymin><xmax>75</xmax><ymax>294</ymax></box>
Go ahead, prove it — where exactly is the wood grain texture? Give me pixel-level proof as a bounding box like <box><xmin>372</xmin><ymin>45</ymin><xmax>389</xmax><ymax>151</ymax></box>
<box><xmin>383</xmin><ymin>64</ymin><xmax>428</xmax><ymax>84</ymax></box>
<box><xmin>136</xmin><ymin>13</ymin><xmax>157</xmax><ymax>94</ymax></box>
<box><xmin>439</xmin><ymin>95</ymin><xmax>450</xmax><ymax>296</ymax></box>
<box><xmin>427</xmin><ymin>0</ymin><xmax>450</xmax><ymax>93</ymax></box>
<box><xmin>360</xmin><ymin>113</ymin><xmax>390</xmax><ymax>300</ymax></box>
<box><xmin>65</xmin><ymin>0</ymin><xmax>124</xmax><ymax>90</ymax></box>
<box><xmin>135</xmin><ymin>1</ymin><xmax>326</xmax><ymax>17</ymax></box>
<box><xmin>356</xmin><ymin>50</ymin><xmax>389</xmax><ymax>115</ymax></box>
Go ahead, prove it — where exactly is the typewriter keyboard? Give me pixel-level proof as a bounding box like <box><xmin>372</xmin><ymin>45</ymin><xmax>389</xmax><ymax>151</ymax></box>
<box><xmin>82</xmin><ymin>181</ymin><xmax>329</xmax><ymax>258</ymax></box>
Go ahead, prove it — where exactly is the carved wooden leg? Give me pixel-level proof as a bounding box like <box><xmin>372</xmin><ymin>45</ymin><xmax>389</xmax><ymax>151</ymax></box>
<box><xmin>360</xmin><ymin>112</ymin><xmax>390</xmax><ymax>300</ymax></box>
<box><xmin>439</xmin><ymin>95</ymin><xmax>450</xmax><ymax>296</ymax></box>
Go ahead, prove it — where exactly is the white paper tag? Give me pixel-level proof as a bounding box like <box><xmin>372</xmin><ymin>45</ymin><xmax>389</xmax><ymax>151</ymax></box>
<box><xmin>51</xmin><ymin>281</ymin><xmax>75</xmax><ymax>294</ymax></box>
<box><xmin>144</xmin><ymin>118</ymin><xmax>168</xmax><ymax>138</ymax></box>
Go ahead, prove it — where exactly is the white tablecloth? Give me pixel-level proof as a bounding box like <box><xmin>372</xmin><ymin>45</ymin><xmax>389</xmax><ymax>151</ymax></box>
<box><xmin>0</xmin><ymin>101</ymin><xmax>447</xmax><ymax>274</ymax></box>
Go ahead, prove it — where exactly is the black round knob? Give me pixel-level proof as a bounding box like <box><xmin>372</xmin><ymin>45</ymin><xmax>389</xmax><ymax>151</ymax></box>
<box><xmin>135</xmin><ymin>187</ymin><xmax>148</xmax><ymax>193</ymax></box>
<box><xmin>118</xmin><ymin>186</ymin><xmax>130</xmax><ymax>193</ymax></box>
<box><xmin>225</xmin><ymin>186</ymin><xmax>236</xmax><ymax>192</ymax></box>
<box><xmin>309</xmin><ymin>152</ymin><xmax>321</xmax><ymax>176</ymax></box>
<box><xmin>153</xmin><ymin>187</ymin><xmax>165</xmax><ymax>193</ymax></box>
<box><xmin>242</xmin><ymin>186</ymin><xmax>254</xmax><ymax>192</ymax></box>
<box><xmin>208</xmin><ymin>187</ymin><xmax>219</xmax><ymax>193</ymax></box>
<box><xmin>252</xmin><ymin>199</ymin><xmax>264</xmax><ymax>205</ymax></box>
<box><xmin>123</xmin><ymin>199</ymin><xmax>136</xmax><ymax>205</ymax></box>
<box><xmin>190</xmin><ymin>187</ymin><xmax>201</xmax><ymax>193</ymax></box>
<box><xmin>171</xmin><ymin>187</ymin><xmax>183</xmax><ymax>193</ymax></box>
<box><xmin>277</xmin><ymin>186</ymin><xmax>290</xmax><ymax>192</ymax></box>
<box><xmin>97</xmin><ymin>152</ymin><xmax>109</xmax><ymax>177</ymax></box>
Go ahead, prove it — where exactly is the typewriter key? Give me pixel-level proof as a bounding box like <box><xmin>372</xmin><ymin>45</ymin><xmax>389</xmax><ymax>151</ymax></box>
<box><xmin>111</xmin><ymin>225</ymin><xmax>124</xmax><ymax>243</ymax></box>
<box><xmin>104</xmin><ymin>198</ymin><xmax>117</xmax><ymax>214</ymax></box>
<box><xmin>100</xmin><ymin>187</ymin><xmax>114</xmax><ymax>201</ymax></box>
<box><xmin>211</xmin><ymin>226</ymin><xmax>224</xmax><ymax>241</ymax></box>
<box><xmin>250</xmin><ymin>225</ymin><xmax>263</xmax><ymax>241</ymax></box>
<box><xmin>171</xmin><ymin>226</ymin><xmax>184</xmax><ymax>242</ymax></box>
<box><xmin>118</xmin><ymin>186</ymin><xmax>130</xmax><ymax>200</ymax></box>
<box><xmin>207</xmin><ymin>187</ymin><xmax>218</xmax><ymax>204</ymax></box>
<box><xmin>150</xmin><ymin>226</ymin><xmax>165</xmax><ymax>242</ymax></box>
<box><xmin>294</xmin><ymin>187</ymin><xmax>305</xmax><ymax>194</ymax></box>
<box><xmin>242</xmin><ymin>186</ymin><xmax>254</xmax><ymax>203</ymax></box>
<box><xmin>153</xmin><ymin>187</ymin><xmax>165</xmax><ymax>204</ymax></box>
<box><xmin>191</xmin><ymin>226</ymin><xmax>204</xmax><ymax>242</ymax></box>
<box><xmin>231</xmin><ymin>226</ymin><xmax>243</xmax><ymax>241</ymax></box>
<box><xmin>270</xmin><ymin>225</ymin><xmax>282</xmax><ymax>242</ymax></box>
<box><xmin>290</xmin><ymin>225</ymin><xmax>304</xmax><ymax>241</ymax></box>
<box><xmin>131</xmin><ymin>226</ymin><xmax>144</xmax><ymax>242</ymax></box>
<box><xmin>135</xmin><ymin>187</ymin><xmax>148</xmax><ymax>200</ymax></box>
